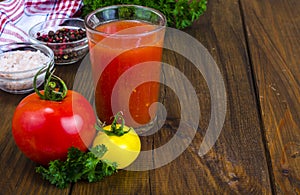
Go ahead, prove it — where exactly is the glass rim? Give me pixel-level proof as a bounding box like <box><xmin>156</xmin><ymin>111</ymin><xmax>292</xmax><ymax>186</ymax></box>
<box><xmin>84</xmin><ymin>4</ymin><xmax>167</xmax><ymax>37</ymax></box>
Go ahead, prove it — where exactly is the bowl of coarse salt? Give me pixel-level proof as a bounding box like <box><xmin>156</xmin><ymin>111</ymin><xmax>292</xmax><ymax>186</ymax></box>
<box><xmin>0</xmin><ymin>42</ymin><xmax>54</xmax><ymax>94</ymax></box>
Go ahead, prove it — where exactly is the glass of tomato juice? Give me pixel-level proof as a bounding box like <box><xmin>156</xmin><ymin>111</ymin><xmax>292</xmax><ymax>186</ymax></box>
<box><xmin>84</xmin><ymin>5</ymin><xmax>166</xmax><ymax>130</ymax></box>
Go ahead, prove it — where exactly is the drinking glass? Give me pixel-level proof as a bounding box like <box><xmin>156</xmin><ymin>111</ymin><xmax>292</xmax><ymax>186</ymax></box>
<box><xmin>85</xmin><ymin>5</ymin><xmax>166</xmax><ymax>130</ymax></box>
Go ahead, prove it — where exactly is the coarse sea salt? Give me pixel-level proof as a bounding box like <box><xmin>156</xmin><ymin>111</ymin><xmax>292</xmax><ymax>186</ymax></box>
<box><xmin>0</xmin><ymin>50</ymin><xmax>51</xmax><ymax>93</ymax></box>
<box><xmin>0</xmin><ymin>50</ymin><xmax>49</xmax><ymax>72</ymax></box>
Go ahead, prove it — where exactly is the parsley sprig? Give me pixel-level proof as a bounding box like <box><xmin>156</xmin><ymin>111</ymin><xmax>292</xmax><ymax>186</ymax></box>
<box><xmin>82</xmin><ymin>0</ymin><xmax>207</xmax><ymax>29</ymax></box>
<box><xmin>36</xmin><ymin>145</ymin><xmax>117</xmax><ymax>189</ymax></box>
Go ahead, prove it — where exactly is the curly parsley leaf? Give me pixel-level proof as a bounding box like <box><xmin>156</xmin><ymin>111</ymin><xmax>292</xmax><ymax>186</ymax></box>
<box><xmin>82</xmin><ymin>0</ymin><xmax>207</xmax><ymax>29</ymax></box>
<box><xmin>36</xmin><ymin>145</ymin><xmax>117</xmax><ymax>189</ymax></box>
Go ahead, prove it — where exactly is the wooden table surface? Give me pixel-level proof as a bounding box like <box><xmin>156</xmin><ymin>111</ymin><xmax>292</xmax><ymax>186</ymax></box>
<box><xmin>1</xmin><ymin>0</ymin><xmax>299</xmax><ymax>194</ymax></box>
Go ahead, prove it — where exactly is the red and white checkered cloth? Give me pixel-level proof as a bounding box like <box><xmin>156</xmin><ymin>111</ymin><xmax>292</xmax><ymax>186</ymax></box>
<box><xmin>0</xmin><ymin>0</ymin><xmax>83</xmax><ymax>45</ymax></box>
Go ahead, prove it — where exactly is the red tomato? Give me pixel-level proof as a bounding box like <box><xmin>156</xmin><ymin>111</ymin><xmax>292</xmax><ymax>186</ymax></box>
<box><xmin>12</xmin><ymin>90</ymin><xmax>96</xmax><ymax>166</ymax></box>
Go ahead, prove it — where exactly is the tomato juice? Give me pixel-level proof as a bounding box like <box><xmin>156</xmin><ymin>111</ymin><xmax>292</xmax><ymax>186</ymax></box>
<box><xmin>87</xmin><ymin>20</ymin><xmax>165</xmax><ymax>127</ymax></box>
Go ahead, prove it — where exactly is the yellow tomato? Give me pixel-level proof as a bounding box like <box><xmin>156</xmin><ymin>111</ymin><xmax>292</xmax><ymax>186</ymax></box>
<box><xmin>93</xmin><ymin>124</ymin><xmax>141</xmax><ymax>169</ymax></box>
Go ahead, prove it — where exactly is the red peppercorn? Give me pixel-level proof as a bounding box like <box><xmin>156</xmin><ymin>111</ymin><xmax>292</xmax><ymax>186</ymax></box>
<box><xmin>35</xmin><ymin>27</ymin><xmax>87</xmax><ymax>63</ymax></box>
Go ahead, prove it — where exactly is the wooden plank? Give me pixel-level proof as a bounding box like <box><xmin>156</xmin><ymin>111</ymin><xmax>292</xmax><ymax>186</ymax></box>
<box><xmin>67</xmin><ymin>54</ymin><xmax>152</xmax><ymax>194</ymax></box>
<box><xmin>240</xmin><ymin>0</ymin><xmax>300</xmax><ymax>194</ymax></box>
<box><xmin>0</xmin><ymin>0</ymin><xmax>278</xmax><ymax>194</ymax></box>
<box><xmin>71</xmin><ymin>170</ymin><xmax>150</xmax><ymax>195</ymax></box>
<box><xmin>0</xmin><ymin>92</ymin><xmax>71</xmax><ymax>194</ymax></box>
<box><xmin>149</xmin><ymin>0</ymin><xmax>272</xmax><ymax>194</ymax></box>
<box><xmin>0</xmin><ymin>63</ymin><xmax>87</xmax><ymax>194</ymax></box>
<box><xmin>71</xmin><ymin>142</ymin><xmax>153</xmax><ymax>193</ymax></box>
<box><xmin>71</xmin><ymin>0</ymin><xmax>272</xmax><ymax>193</ymax></box>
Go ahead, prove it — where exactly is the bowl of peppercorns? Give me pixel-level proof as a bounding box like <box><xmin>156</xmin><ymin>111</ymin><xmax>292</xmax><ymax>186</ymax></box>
<box><xmin>28</xmin><ymin>18</ymin><xmax>88</xmax><ymax>65</ymax></box>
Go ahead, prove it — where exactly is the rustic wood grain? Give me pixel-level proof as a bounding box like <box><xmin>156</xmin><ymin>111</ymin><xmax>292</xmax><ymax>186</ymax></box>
<box><xmin>0</xmin><ymin>91</ymin><xmax>71</xmax><ymax>194</ymax></box>
<box><xmin>240</xmin><ymin>0</ymin><xmax>300</xmax><ymax>194</ymax></box>
<box><xmin>2</xmin><ymin>0</ymin><xmax>298</xmax><ymax>193</ymax></box>
<box><xmin>146</xmin><ymin>0</ymin><xmax>272</xmax><ymax>194</ymax></box>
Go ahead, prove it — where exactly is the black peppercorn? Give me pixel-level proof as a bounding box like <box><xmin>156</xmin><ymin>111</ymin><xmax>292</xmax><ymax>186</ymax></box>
<box><xmin>48</xmin><ymin>30</ymin><xmax>55</xmax><ymax>37</ymax></box>
<box><xmin>36</xmin><ymin>27</ymin><xmax>87</xmax><ymax>64</ymax></box>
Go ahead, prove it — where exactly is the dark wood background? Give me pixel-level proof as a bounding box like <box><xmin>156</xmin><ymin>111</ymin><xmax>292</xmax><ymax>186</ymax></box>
<box><xmin>0</xmin><ymin>0</ymin><xmax>299</xmax><ymax>194</ymax></box>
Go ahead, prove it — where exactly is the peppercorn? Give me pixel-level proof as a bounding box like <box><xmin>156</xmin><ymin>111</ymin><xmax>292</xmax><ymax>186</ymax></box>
<box><xmin>48</xmin><ymin>30</ymin><xmax>55</xmax><ymax>37</ymax></box>
<box><xmin>36</xmin><ymin>27</ymin><xmax>87</xmax><ymax>64</ymax></box>
<box><xmin>36</xmin><ymin>28</ymin><xmax>86</xmax><ymax>43</ymax></box>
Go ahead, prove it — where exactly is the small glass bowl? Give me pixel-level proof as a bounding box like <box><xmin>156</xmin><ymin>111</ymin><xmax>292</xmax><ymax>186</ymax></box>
<box><xmin>0</xmin><ymin>42</ymin><xmax>54</xmax><ymax>94</ymax></box>
<box><xmin>28</xmin><ymin>18</ymin><xmax>88</xmax><ymax>65</ymax></box>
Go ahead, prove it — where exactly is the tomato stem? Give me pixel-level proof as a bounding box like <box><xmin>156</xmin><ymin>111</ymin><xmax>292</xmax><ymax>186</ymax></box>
<box><xmin>33</xmin><ymin>63</ymin><xmax>68</xmax><ymax>101</ymax></box>
<box><xmin>96</xmin><ymin>112</ymin><xmax>131</xmax><ymax>136</ymax></box>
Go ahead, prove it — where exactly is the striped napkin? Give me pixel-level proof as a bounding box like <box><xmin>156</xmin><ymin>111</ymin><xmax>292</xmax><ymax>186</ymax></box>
<box><xmin>0</xmin><ymin>0</ymin><xmax>83</xmax><ymax>45</ymax></box>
